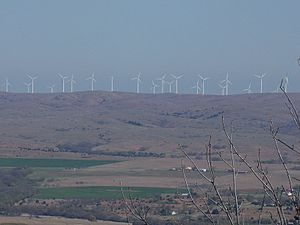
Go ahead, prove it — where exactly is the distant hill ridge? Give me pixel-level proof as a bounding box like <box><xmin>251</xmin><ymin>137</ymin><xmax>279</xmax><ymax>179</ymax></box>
<box><xmin>0</xmin><ymin>91</ymin><xmax>299</xmax><ymax>157</ymax></box>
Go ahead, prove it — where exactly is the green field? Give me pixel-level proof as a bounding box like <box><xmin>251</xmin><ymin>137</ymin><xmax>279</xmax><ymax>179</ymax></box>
<box><xmin>35</xmin><ymin>186</ymin><xmax>182</xmax><ymax>199</ymax></box>
<box><xmin>0</xmin><ymin>158</ymin><xmax>119</xmax><ymax>168</ymax></box>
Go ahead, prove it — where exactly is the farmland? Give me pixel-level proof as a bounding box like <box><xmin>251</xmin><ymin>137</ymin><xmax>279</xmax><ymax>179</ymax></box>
<box><xmin>0</xmin><ymin>216</ymin><xmax>130</xmax><ymax>225</ymax></box>
<box><xmin>34</xmin><ymin>186</ymin><xmax>181</xmax><ymax>199</ymax></box>
<box><xmin>0</xmin><ymin>158</ymin><xmax>119</xmax><ymax>168</ymax></box>
<box><xmin>0</xmin><ymin>92</ymin><xmax>300</xmax><ymax>224</ymax></box>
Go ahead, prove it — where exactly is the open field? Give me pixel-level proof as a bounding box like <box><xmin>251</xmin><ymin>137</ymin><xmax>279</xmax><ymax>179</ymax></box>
<box><xmin>0</xmin><ymin>216</ymin><xmax>130</xmax><ymax>225</ymax></box>
<box><xmin>34</xmin><ymin>185</ymin><xmax>181</xmax><ymax>199</ymax></box>
<box><xmin>1</xmin><ymin>154</ymin><xmax>298</xmax><ymax>192</ymax></box>
<box><xmin>0</xmin><ymin>158</ymin><xmax>119</xmax><ymax>168</ymax></box>
<box><xmin>25</xmin><ymin>156</ymin><xmax>300</xmax><ymax>191</ymax></box>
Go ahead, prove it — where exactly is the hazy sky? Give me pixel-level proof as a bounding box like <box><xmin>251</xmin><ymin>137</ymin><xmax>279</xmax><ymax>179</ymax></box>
<box><xmin>0</xmin><ymin>0</ymin><xmax>299</xmax><ymax>94</ymax></box>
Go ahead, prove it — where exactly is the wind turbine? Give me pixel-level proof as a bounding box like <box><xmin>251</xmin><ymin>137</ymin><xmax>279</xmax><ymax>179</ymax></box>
<box><xmin>110</xmin><ymin>76</ymin><xmax>114</xmax><ymax>92</ymax></box>
<box><xmin>283</xmin><ymin>75</ymin><xmax>288</xmax><ymax>92</ymax></box>
<box><xmin>242</xmin><ymin>82</ymin><xmax>252</xmax><ymax>94</ymax></box>
<box><xmin>254</xmin><ymin>73</ymin><xmax>267</xmax><ymax>93</ymax></box>
<box><xmin>27</xmin><ymin>75</ymin><xmax>37</xmax><ymax>93</ymax></box>
<box><xmin>218</xmin><ymin>83</ymin><xmax>226</xmax><ymax>96</ymax></box>
<box><xmin>156</xmin><ymin>74</ymin><xmax>167</xmax><ymax>94</ymax></box>
<box><xmin>58</xmin><ymin>73</ymin><xmax>68</xmax><ymax>93</ymax></box>
<box><xmin>25</xmin><ymin>83</ymin><xmax>31</xmax><ymax>93</ymax></box>
<box><xmin>165</xmin><ymin>80</ymin><xmax>174</xmax><ymax>93</ymax></box>
<box><xmin>171</xmin><ymin>74</ymin><xmax>183</xmax><ymax>94</ymax></box>
<box><xmin>131</xmin><ymin>73</ymin><xmax>142</xmax><ymax>93</ymax></box>
<box><xmin>3</xmin><ymin>78</ymin><xmax>11</xmax><ymax>92</ymax></box>
<box><xmin>198</xmin><ymin>75</ymin><xmax>210</xmax><ymax>95</ymax></box>
<box><xmin>220</xmin><ymin>73</ymin><xmax>232</xmax><ymax>95</ymax></box>
<box><xmin>86</xmin><ymin>73</ymin><xmax>96</xmax><ymax>91</ymax></box>
<box><xmin>151</xmin><ymin>80</ymin><xmax>159</xmax><ymax>94</ymax></box>
<box><xmin>69</xmin><ymin>75</ymin><xmax>76</xmax><ymax>93</ymax></box>
<box><xmin>48</xmin><ymin>85</ymin><xmax>55</xmax><ymax>93</ymax></box>
<box><xmin>192</xmin><ymin>80</ymin><xmax>201</xmax><ymax>94</ymax></box>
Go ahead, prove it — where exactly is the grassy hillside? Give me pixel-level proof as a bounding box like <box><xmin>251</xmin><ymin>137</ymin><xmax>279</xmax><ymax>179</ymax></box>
<box><xmin>0</xmin><ymin>91</ymin><xmax>298</xmax><ymax>157</ymax></box>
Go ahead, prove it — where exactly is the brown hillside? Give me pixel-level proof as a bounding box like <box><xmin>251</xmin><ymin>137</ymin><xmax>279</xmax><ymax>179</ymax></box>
<box><xmin>0</xmin><ymin>91</ymin><xmax>298</xmax><ymax>157</ymax></box>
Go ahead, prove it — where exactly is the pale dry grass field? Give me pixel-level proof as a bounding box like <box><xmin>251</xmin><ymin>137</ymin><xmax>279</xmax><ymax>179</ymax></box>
<box><xmin>0</xmin><ymin>216</ymin><xmax>130</xmax><ymax>225</ymax></box>
<box><xmin>42</xmin><ymin>156</ymin><xmax>300</xmax><ymax>190</ymax></box>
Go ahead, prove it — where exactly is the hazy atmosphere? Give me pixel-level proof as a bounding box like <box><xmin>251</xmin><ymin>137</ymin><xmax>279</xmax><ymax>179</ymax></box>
<box><xmin>2</xmin><ymin>1</ymin><xmax>300</xmax><ymax>225</ymax></box>
<box><xmin>0</xmin><ymin>0</ymin><xmax>299</xmax><ymax>94</ymax></box>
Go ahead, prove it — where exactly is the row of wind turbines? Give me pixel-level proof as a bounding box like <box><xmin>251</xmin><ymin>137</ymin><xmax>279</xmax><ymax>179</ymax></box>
<box><xmin>3</xmin><ymin>73</ymin><xmax>108</xmax><ymax>94</ymax></box>
<box><xmin>1</xmin><ymin>72</ymin><xmax>289</xmax><ymax>95</ymax></box>
<box><xmin>132</xmin><ymin>72</ymin><xmax>288</xmax><ymax>95</ymax></box>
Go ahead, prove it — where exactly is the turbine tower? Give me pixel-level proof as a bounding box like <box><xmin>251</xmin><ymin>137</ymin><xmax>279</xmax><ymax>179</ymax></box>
<box><xmin>25</xmin><ymin>83</ymin><xmax>31</xmax><ymax>93</ymax></box>
<box><xmin>156</xmin><ymin>74</ymin><xmax>166</xmax><ymax>94</ymax></box>
<box><xmin>254</xmin><ymin>73</ymin><xmax>267</xmax><ymax>94</ymax></box>
<box><xmin>131</xmin><ymin>73</ymin><xmax>142</xmax><ymax>93</ymax></box>
<box><xmin>3</xmin><ymin>78</ymin><xmax>11</xmax><ymax>92</ymax></box>
<box><xmin>192</xmin><ymin>80</ymin><xmax>201</xmax><ymax>94</ymax></box>
<box><xmin>218</xmin><ymin>83</ymin><xmax>226</xmax><ymax>96</ymax></box>
<box><xmin>86</xmin><ymin>73</ymin><xmax>96</xmax><ymax>91</ymax></box>
<box><xmin>165</xmin><ymin>80</ymin><xmax>174</xmax><ymax>93</ymax></box>
<box><xmin>283</xmin><ymin>75</ymin><xmax>288</xmax><ymax>92</ymax></box>
<box><xmin>198</xmin><ymin>75</ymin><xmax>210</xmax><ymax>95</ymax></box>
<box><xmin>27</xmin><ymin>75</ymin><xmax>37</xmax><ymax>93</ymax></box>
<box><xmin>110</xmin><ymin>76</ymin><xmax>114</xmax><ymax>92</ymax></box>
<box><xmin>151</xmin><ymin>80</ymin><xmax>159</xmax><ymax>94</ymax></box>
<box><xmin>48</xmin><ymin>85</ymin><xmax>55</xmax><ymax>93</ymax></box>
<box><xmin>58</xmin><ymin>73</ymin><xmax>68</xmax><ymax>93</ymax></box>
<box><xmin>69</xmin><ymin>75</ymin><xmax>76</xmax><ymax>93</ymax></box>
<box><xmin>221</xmin><ymin>73</ymin><xmax>232</xmax><ymax>95</ymax></box>
<box><xmin>171</xmin><ymin>74</ymin><xmax>183</xmax><ymax>94</ymax></box>
<box><xmin>242</xmin><ymin>82</ymin><xmax>252</xmax><ymax>94</ymax></box>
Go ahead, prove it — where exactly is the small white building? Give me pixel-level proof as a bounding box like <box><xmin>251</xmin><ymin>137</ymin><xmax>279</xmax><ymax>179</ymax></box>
<box><xmin>185</xmin><ymin>166</ymin><xmax>192</xmax><ymax>171</ymax></box>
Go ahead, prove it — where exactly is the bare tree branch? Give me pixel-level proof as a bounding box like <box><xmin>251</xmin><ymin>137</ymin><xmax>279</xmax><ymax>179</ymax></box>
<box><xmin>181</xmin><ymin>160</ymin><xmax>216</xmax><ymax>224</ymax></box>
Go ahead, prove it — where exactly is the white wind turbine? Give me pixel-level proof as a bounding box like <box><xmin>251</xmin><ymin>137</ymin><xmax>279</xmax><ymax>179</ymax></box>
<box><xmin>218</xmin><ymin>83</ymin><xmax>226</xmax><ymax>96</ymax></box>
<box><xmin>254</xmin><ymin>73</ymin><xmax>267</xmax><ymax>93</ymax></box>
<box><xmin>58</xmin><ymin>73</ymin><xmax>68</xmax><ymax>93</ymax></box>
<box><xmin>110</xmin><ymin>76</ymin><xmax>114</xmax><ymax>92</ymax></box>
<box><xmin>171</xmin><ymin>74</ymin><xmax>183</xmax><ymax>94</ymax></box>
<box><xmin>192</xmin><ymin>80</ymin><xmax>201</xmax><ymax>94</ymax></box>
<box><xmin>151</xmin><ymin>80</ymin><xmax>159</xmax><ymax>94</ymax></box>
<box><xmin>25</xmin><ymin>83</ymin><xmax>31</xmax><ymax>93</ymax></box>
<box><xmin>69</xmin><ymin>75</ymin><xmax>76</xmax><ymax>93</ymax></box>
<box><xmin>131</xmin><ymin>73</ymin><xmax>142</xmax><ymax>93</ymax></box>
<box><xmin>242</xmin><ymin>82</ymin><xmax>252</xmax><ymax>94</ymax></box>
<box><xmin>221</xmin><ymin>73</ymin><xmax>232</xmax><ymax>95</ymax></box>
<box><xmin>86</xmin><ymin>73</ymin><xmax>96</xmax><ymax>91</ymax></box>
<box><xmin>198</xmin><ymin>75</ymin><xmax>210</xmax><ymax>95</ymax></box>
<box><xmin>48</xmin><ymin>85</ymin><xmax>55</xmax><ymax>93</ymax></box>
<box><xmin>156</xmin><ymin>74</ymin><xmax>167</xmax><ymax>94</ymax></box>
<box><xmin>27</xmin><ymin>75</ymin><xmax>38</xmax><ymax>93</ymax></box>
<box><xmin>3</xmin><ymin>78</ymin><xmax>11</xmax><ymax>92</ymax></box>
<box><xmin>283</xmin><ymin>75</ymin><xmax>288</xmax><ymax>92</ymax></box>
<box><xmin>165</xmin><ymin>80</ymin><xmax>174</xmax><ymax>93</ymax></box>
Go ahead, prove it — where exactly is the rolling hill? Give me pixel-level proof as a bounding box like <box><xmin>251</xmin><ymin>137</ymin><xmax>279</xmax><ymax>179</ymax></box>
<box><xmin>0</xmin><ymin>91</ymin><xmax>299</xmax><ymax>158</ymax></box>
